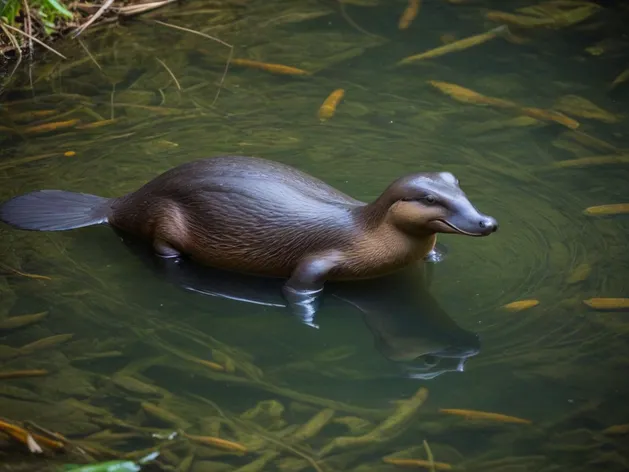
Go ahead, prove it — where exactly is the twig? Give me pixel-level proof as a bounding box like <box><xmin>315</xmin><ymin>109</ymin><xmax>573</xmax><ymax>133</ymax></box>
<box><xmin>1</xmin><ymin>22</ymin><xmax>21</xmax><ymax>57</ymax></box>
<box><xmin>213</xmin><ymin>46</ymin><xmax>232</xmax><ymax>106</ymax></box>
<box><xmin>156</xmin><ymin>57</ymin><xmax>181</xmax><ymax>91</ymax></box>
<box><xmin>1</xmin><ymin>23</ymin><xmax>67</xmax><ymax>59</ymax></box>
<box><xmin>423</xmin><ymin>439</ymin><xmax>436</xmax><ymax>472</ymax></box>
<box><xmin>73</xmin><ymin>0</ymin><xmax>115</xmax><ymax>37</ymax></box>
<box><xmin>22</xmin><ymin>0</ymin><xmax>33</xmax><ymax>57</ymax></box>
<box><xmin>23</xmin><ymin>0</ymin><xmax>34</xmax><ymax>94</ymax></box>
<box><xmin>150</xmin><ymin>19</ymin><xmax>232</xmax><ymax>106</ymax></box>
<box><xmin>77</xmin><ymin>38</ymin><xmax>102</xmax><ymax>71</ymax></box>
<box><xmin>337</xmin><ymin>0</ymin><xmax>383</xmax><ymax>40</ymax></box>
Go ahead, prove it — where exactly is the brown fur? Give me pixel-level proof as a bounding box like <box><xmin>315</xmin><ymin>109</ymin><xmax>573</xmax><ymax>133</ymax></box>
<box><xmin>106</xmin><ymin>155</ymin><xmax>481</xmax><ymax>280</ymax></box>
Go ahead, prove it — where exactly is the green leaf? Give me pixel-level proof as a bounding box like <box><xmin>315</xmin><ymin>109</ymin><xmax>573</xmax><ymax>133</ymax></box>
<box><xmin>41</xmin><ymin>19</ymin><xmax>55</xmax><ymax>35</ymax></box>
<box><xmin>44</xmin><ymin>0</ymin><xmax>73</xmax><ymax>19</ymax></box>
<box><xmin>0</xmin><ymin>0</ymin><xmax>21</xmax><ymax>24</ymax></box>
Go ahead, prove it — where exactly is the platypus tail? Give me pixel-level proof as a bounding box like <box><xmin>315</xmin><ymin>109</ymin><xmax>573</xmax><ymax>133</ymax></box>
<box><xmin>0</xmin><ymin>190</ymin><xmax>111</xmax><ymax>231</ymax></box>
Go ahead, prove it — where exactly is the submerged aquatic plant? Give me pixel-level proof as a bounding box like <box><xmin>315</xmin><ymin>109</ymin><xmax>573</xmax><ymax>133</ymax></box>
<box><xmin>1</xmin><ymin>1</ymin><xmax>628</xmax><ymax>472</ymax></box>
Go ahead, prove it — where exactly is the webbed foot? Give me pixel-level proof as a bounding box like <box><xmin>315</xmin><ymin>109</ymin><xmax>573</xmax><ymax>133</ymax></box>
<box><xmin>283</xmin><ymin>252</ymin><xmax>340</xmax><ymax>328</ymax></box>
<box><xmin>424</xmin><ymin>242</ymin><xmax>448</xmax><ymax>263</ymax></box>
<box><xmin>154</xmin><ymin>238</ymin><xmax>181</xmax><ymax>259</ymax></box>
<box><xmin>282</xmin><ymin>285</ymin><xmax>322</xmax><ymax>329</ymax></box>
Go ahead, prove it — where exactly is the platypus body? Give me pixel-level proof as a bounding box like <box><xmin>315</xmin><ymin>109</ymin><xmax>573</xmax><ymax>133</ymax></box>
<box><xmin>0</xmin><ymin>155</ymin><xmax>498</xmax><ymax>318</ymax></box>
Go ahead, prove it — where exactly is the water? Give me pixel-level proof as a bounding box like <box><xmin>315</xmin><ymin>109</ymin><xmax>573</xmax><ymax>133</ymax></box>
<box><xmin>1</xmin><ymin>0</ymin><xmax>628</xmax><ymax>470</ymax></box>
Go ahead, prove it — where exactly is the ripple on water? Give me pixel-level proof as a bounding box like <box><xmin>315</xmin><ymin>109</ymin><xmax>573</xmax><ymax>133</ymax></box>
<box><xmin>422</xmin><ymin>155</ymin><xmax>623</xmax><ymax>374</ymax></box>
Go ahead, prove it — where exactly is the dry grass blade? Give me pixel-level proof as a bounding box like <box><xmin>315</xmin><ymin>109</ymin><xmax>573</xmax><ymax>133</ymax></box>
<box><xmin>73</xmin><ymin>0</ymin><xmax>115</xmax><ymax>37</ymax></box>
<box><xmin>151</xmin><ymin>19</ymin><xmax>231</xmax><ymax>50</ymax></box>
<box><xmin>1</xmin><ymin>20</ymin><xmax>20</xmax><ymax>54</ymax></box>
<box><xmin>156</xmin><ymin>57</ymin><xmax>181</xmax><ymax>91</ymax></box>
<box><xmin>0</xmin><ymin>261</ymin><xmax>52</xmax><ymax>280</ymax></box>
<box><xmin>22</xmin><ymin>0</ymin><xmax>33</xmax><ymax>56</ymax></box>
<box><xmin>1</xmin><ymin>22</ymin><xmax>21</xmax><ymax>54</ymax></box>
<box><xmin>118</xmin><ymin>0</ymin><xmax>178</xmax><ymax>17</ymax></box>
<box><xmin>0</xmin><ymin>23</ymin><xmax>23</xmax><ymax>90</ymax></box>
<box><xmin>213</xmin><ymin>47</ymin><xmax>233</xmax><ymax>106</ymax></box>
<box><xmin>1</xmin><ymin>22</ymin><xmax>67</xmax><ymax>59</ymax></box>
<box><xmin>22</xmin><ymin>0</ymin><xmax>35</xmax><ymax>90</ymax></box>
<box><xmin>151</xmin><ymin>19</ymin><xmax>232</xmax><ymax>106</ymax></box>
<box><xmin>78</xmin><ymin>38</ymin><xmax>102</xmax><ymax>71</ymax></box>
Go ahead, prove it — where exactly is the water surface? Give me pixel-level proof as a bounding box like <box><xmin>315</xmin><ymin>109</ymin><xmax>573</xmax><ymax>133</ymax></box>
<box><xmin>1</xmin><ymin>1</ymin><xmax>628</xmax><ymax>471</ymax></box>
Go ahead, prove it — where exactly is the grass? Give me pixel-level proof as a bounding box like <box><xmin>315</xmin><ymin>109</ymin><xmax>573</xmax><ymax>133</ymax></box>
<box><xmin>1</xmin><ymin>0</ymin><xmax>76</xmax><ymax>56</ymax></box>
<box><xmin>0</xmin><ymin>0</ymin><xmax>177</xmax><ymax>59</ymax></box>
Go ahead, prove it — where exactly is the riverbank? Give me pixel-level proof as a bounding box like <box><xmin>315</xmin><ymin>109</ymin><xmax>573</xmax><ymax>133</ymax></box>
<box><xmin>0</xmin><ymin>0</ymin><xmax>178</xmax><ymax>61</ymax></box>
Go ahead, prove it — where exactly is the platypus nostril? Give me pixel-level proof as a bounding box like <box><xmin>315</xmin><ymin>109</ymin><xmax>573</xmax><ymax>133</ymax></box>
<box><xmin>479</xmin><ymin>217</ymin><xmax>498</xmax><ymax>232</ymax></box>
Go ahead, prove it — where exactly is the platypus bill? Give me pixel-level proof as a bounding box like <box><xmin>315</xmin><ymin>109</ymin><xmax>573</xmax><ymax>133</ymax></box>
<box><xmin>0</xmin><ymin>155</ymin><xmax>498</xmax><ymax>323</ymax></box>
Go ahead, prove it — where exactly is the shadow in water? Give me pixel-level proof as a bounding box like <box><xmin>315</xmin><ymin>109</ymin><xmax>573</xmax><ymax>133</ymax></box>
<box><xmin>116</xmin><ymin>230</ymin><xmax>481</xmax><ymax>381</ymax></box>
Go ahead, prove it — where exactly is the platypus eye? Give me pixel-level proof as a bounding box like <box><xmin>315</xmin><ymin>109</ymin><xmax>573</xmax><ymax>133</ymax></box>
<box><xmin>400</xmin><ymin>195</ymin><xmax>438</xmax><ymax>204</ymax></box>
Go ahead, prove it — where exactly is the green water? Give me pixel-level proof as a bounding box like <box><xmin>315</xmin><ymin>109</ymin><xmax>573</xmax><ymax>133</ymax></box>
<box><xmin>1</xmin><ymin>0</ymin><xmax>629</xmax><ymax>471</ymax></box>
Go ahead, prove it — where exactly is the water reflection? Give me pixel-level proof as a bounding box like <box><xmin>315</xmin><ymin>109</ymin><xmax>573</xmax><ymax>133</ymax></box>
<box><xmin>117</xmin><ymin>229</ymin><xmax>481</xmax><ymax>382</ymax></box>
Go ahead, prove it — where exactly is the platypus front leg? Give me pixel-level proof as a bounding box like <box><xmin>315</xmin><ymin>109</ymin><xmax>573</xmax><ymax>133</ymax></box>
<box><xmin>153</xmin><ymin>238</ymin><xmax>181</xmax><ymax>258</ymax></box>
<box><xmin>282</xmin><ymin>252</ymin><xmax>341</xmax><ymax>329</ymax></box>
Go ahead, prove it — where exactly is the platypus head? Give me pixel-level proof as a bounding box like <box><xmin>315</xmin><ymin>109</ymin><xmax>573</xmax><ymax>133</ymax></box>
<box><xmin>378</xmin><ymin>172</ymin><xmax>498</xmax><ymax>237</ymax></box>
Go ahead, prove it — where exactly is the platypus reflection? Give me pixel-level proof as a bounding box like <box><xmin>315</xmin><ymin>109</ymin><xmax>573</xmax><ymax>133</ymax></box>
<box><xmin>0</xmin><ymin>155</ymin><xmax>498</xmax><ymax>317</ymax></box>
<box><xmin>117</xmin><ymin>231</ymin><xmax>481</xmax><ymax>380</ymax></box>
